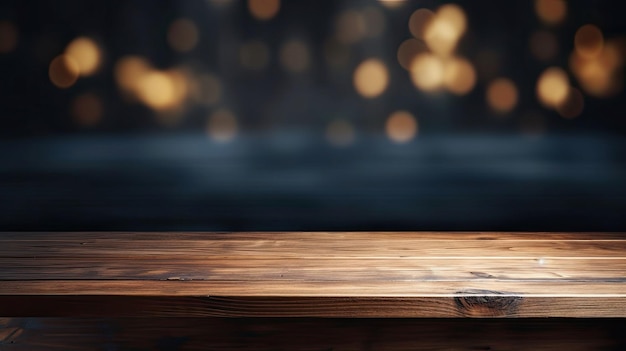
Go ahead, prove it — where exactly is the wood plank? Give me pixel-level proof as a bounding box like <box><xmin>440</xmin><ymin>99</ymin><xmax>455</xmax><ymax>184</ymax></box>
<box><xmin>2</xmin><ymin>318</ymin><xmax>626</xmax><ymax>351</ymax></box>
<box><xmin>2</xmin><ymin>238</ymin><xmax>626</xmax><ymax>258</ymax></box>
<box><xmin>1</xmin><ymin>232</ymin><xmax>625</xmax><ymax>318</ymax></box>
<box><xmin>1</xmin><ymin>258</ymin><xmax>625</xmax><ymax>281</ymax></box>
<box><xmin>2</xmin><ymin>294</ymin><xmax>626</xmax><ymax>317</ymax></box>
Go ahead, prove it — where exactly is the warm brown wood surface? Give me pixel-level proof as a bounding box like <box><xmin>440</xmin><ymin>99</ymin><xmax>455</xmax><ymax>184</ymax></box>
<box><xmin>1</xmin><ymin>232</ymin><xmax>626</xmax><ymax>318</ymax></box>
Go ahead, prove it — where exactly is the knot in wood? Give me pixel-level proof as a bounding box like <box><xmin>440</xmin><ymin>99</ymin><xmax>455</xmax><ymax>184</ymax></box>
<box><xmin>454</xmin><ymin>289</ymin><xmax>522</xmax><ymax>317</ymax></box>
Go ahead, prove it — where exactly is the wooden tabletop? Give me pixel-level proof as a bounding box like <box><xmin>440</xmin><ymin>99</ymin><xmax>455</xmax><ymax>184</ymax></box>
<box><xmin>1</xmin><ymin>232</ymin><xmax>625</xmax><ymax>318</ymax></box>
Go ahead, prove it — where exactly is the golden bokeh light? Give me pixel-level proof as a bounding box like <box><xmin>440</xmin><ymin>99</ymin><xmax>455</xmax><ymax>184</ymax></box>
<box><xmin>208</xmin><ymin>108</ymin><xmax>238</xmax><ymax>142</ymax></box>
<box><xmin>49</xmin><ymin>55</ymin><xmax>80</xmax><ymax>89</ymax></box>
<box><xmin>410</xmin><ymin>53</ymin><xmax>445</xmax><ymax>92</ymax></box>
<box><xmin>248</xmin><ymin>0</ymin><xmax>280</xmax><ymax>21</ymax></box>
<box><xmin>444</xmin><ymin>57</ymin><xmax>477</xmax><ymax>95</ymax></box>
<box><xmin>535</xmin><ymin>0</ymin><xmax>567</xmax><ymax>25</ymax></box>
<box><xmin>423</xmin><ymin>4</ymin><xmax>467</xmax><ymax>56</ymax></box>
<box><xmin>408</xmin><ymin>8</ymin><xmax>434</xmax><ymax>40</ymax></box>
<box><xmin>134</xmin><ymin>70</ymin><xmax>188</xmax><ymax>111</ymax></box>
<box><xmin>574</xmin><ymin>24</ymin><xmax>604</xmax><ymax>59</ymax></box>
<box><xmin>353</xmin><ymin>59</ymin><xmax>389</xmax><ymax>98</ymax></box>
<box><xmin>239</xmin><ymin>40</ymin><xmax>271</xmax><ymax>71</ymax></box>
<box><xmin>569</xmin><ymin>40</ymin><xmax>623</xmax><ymax>98</ymax></box>
<box><xmin>378</xmin><ymin>0</ymin><xmax>406</xmax><ymax>9</ymax></box>
<box><xmin>280</xmin><ymin>39</ymin><xmax>310</xmax><ymax>73</ymax></box>
<box><xmin>65</xmin><ymin>37</ymin><xmax>102</xmax><ymax>77</ymax></box>
<box><xmin>486</xmin><ymin>78</ymin><xmax>519</xmax><ymax>114</ymax></box>
<box><xmin>386</xmin><ymin>111</ymin><xmax>418</xmax><ymax>143</ymax></box>
<box><xmin>556</xmin><ymin>87</ymin><xmax>584</xmax><ymax>119</ymax></box>
<box><xmin>536</xmin><ymin>67</ymin><xmax>569</xmax><ymax>108</ymax></box>
<box><xmin>167</xmin><ymin>18</ymin><xmax>199</xmax><ymax>53</ymax></box>
<box><xmin>0</xmin><ymin>21</ymin><xmax>18</xmax><ymax>53</ymax></box>
<box><xmin>529</xmin><ymin>30</ymin><xmax>558</xmax><ymax>62</ymax></box>
<box><xmin>397</xmin><ymin>38</ymin><xmax>428</xmax><ymax>71</ymax></box>
<box><xmin>114</xmin><ymin>56</ymin><xmax>152</xmax><ymax>93</ymax></box>
<box><xmin>326</xmin><ymin>119</ymin><xmax>355</xmax><ymax>147</ymax></box>
<box><xmin>71</xmin><ymin>93</ymin><xmax>103</xmax><ymax>127</ymax></box>
<box><xmin>335</xmin><ymin>10</ymin><xmax>367</xmax><ymax>44</ymax></box>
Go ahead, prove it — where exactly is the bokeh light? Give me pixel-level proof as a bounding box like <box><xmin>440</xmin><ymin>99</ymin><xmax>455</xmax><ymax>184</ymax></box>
<box><xmin>326</xmin><ymin>119</ymin><xmax>355</xmax><ymax>147</ymax></box>
<box><xmin>397</xmin><ymin>38</ymin><xmax>428</xmax><ymax>71</ymax></box>
<box><xmin>134</xmin><ymin>69</ymin><xmax>189</xmax><ymax>112</ymax></box>
<box><xmin>335</xmin><ymin>10</ymin><xmax>367</xmax><ymax>44</ymax></box>
<box><xmin>115</xmin><ymin>56</ymin><xmax>152</xmax><ymax>95</ymax></box>
<box><xmin>410</xmin><ymin>53</ymin><xmax>445</xmax><ymax>92</ymax></box>
<box><xmin>423</xmin><ymin>4</ymin><xmax>467</xmax><ymax>57</ymax></box>
<box><xmin>529</xmin><ymin>30</ymin><xmax>558</xmax><ymax>62</ymax></box>
<box><xmin>486</xmin><ymin>78</ymin><xmax>519</xmax><ymax>114</ymax></box>
<box><xmin>280</xmin><ymin>39</ymin><xmax>310</xmax><ymax>74</ymax></box>
<box><xmin>378</xmin><ymin>0</ymin><xmax>406</xmax><ymax>9</ymax></box>
<box><xmin>49</xmin><ymin>55</ymin><xmax>80</xmax><ymax>89</ymax></box>
<box><xmin>408</xmin><ymin>8</ymin><xmax>434</xmax><ymax>41</ymax></box>
<box><xmin>167</xmin><ymin>18</ymin><xmax>199</xmax><ymax>53</ymax></box>
<box><xmin>0</xmin><ymin>21</ymin><xmax>18</xmax><ymax>53</ymax></box>
<box><xmin>386</xmin><ymin>111</ymin><xmax>418</xmax><ymax>143</ymax></box>
<box><xmin>570</xmin><ymin>39</ymin><xmax>623</xmax><ymax>98</ymax></box>
<box><xmin>535</xmin><ymin>0</ymin><xmax>567</xmax><ymax>26</ymax></box>
<box><xmin>575</xmin><ymin>24</ymin><xmax>604</xmax><ymax>59</ymax></box>
<box><xmin>353</xmin><ymin>59</ymin><xmax>389</xmax><ymax>98</ymax></box>
<box><xmin>65</xmin><ymin>37</ymin><xmax>102</xmax><ymax>77</ymax></box>
<box><xmin>536</xmin><ymin>67</ymin><xmax>569</xmax><ymax>108</ymax></box>
<box><xmin>248</xmin><ymin>0</ymin><xmax>280</xmax><ymax>21</ymax></box>
<box><xmin>443</xmin><ymin>57</ymin><xmax>477</xmax><ymax>95</ymax></box>
<box><xmin>208</xmin><ymin>108</ymin><xmax>238</xmax><ymax>142</ymax></box>
<box><xmin>239</xmin><ymin>40</ymin><xmax>271</xmax><ymax>71</ymax></box>
<box><xmin>71</xmin><ymin>93</ymin><xmax>103</xmax><ymax>127</ymax></box>
<box><xmin>556</xmin><ymin>87</ymin><xmax>584</xmax><ymax>119</ymax></box>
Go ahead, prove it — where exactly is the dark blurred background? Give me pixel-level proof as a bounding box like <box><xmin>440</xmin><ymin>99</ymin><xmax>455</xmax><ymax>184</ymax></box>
<box><xmin>0</xmin><ymin>0</ymin><xmax>625</xmax><ymax>231</ymax></box>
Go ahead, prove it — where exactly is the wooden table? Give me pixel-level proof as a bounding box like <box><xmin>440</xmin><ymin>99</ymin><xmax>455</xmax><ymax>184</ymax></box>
<box><xmin>1</xmin><ymin>232</ymin><xmax>625</xmax><ymax>350</ymax></box>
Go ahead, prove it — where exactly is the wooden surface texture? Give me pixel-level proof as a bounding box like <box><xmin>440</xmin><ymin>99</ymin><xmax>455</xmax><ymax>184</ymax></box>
<box><xmin>1</xmin><ymin>232</ymin><xmax>625</xmax><ymax>318</ymax></box>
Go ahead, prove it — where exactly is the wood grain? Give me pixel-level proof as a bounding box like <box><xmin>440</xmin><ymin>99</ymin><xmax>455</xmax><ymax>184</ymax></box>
<box><xmin>1</xmin><ymin>232</ymin><xmax>625</xmax><ymax>318</ymax></box>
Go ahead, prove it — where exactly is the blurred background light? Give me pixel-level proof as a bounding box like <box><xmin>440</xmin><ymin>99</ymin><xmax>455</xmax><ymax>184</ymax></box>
<box><xmin>326</xmin><ymin>119</ymin><xmax>356</xmax><ymax>147</ymax></box>
<box><xmin>248</xmin><ymin>0</ymin><xmax>281</xmax><ymax>21</ymax></box>
<box><xmin>207</xmin><ymin>108</ymin><xmax>238</xmax><ymax>142</ymax></box>
<box><xmin>386</xmin><ymin>111</ymin><xmax>418</xmax><ymax>143</ymax></box>
<box><xmin>536</xmin><ymin>67</ymin><xmax>569</xmax><ymax>108</ymax></box>
<box><xmin>410</xmin><ymin>53</ymin><xmax>445</xmax><ymax>92</ymax></box>
<box><xmin>487</xmin><ymin>78</ymin><xmax>519</xmax><ymax>114</ymax></box>
<box><xmin>280</xmin><ymin>39</ymin><xmax>310</xmax><ymax>74</ymax></box>
<box><xmin>409</xmin><ymin>8</ymin><xmax>434</xmax><ymax>41</ymax></box>
<box><xmin>1</xmin><ymin>0</ymin><xmax>626</xmax><ymax>232</ymax></box>
<box><xmin>65</xmin><ymin>37</ymin><xmax>102</xmax><ymax>77</ymax></box>
<box><xmin>353</xmin><ymin>58</ymin><xmax>389</xmax><ymax>98</ymax></box>
<box><xmin>535</xmin><ymin>0</ymin><xmax>567</xmax><ymax>25</ymax></box>
<box><xmin>0</xmin><ymin>20</ymin><xmax>18</xmax><ymax>53</ymax></box>
<box><xmin>49</xmin><ymin>54</ymin><xmax>80</xmax><ymax>89</ymax></box>
<box><xmin>168</xmin><ymin>18</ymin><xmax>200</xmax><ymax>53</ymax></box>
<box><xmin>71</xmin><ymin>93</ymin><xmax>103</xmax><ymax>127</ymax></box>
